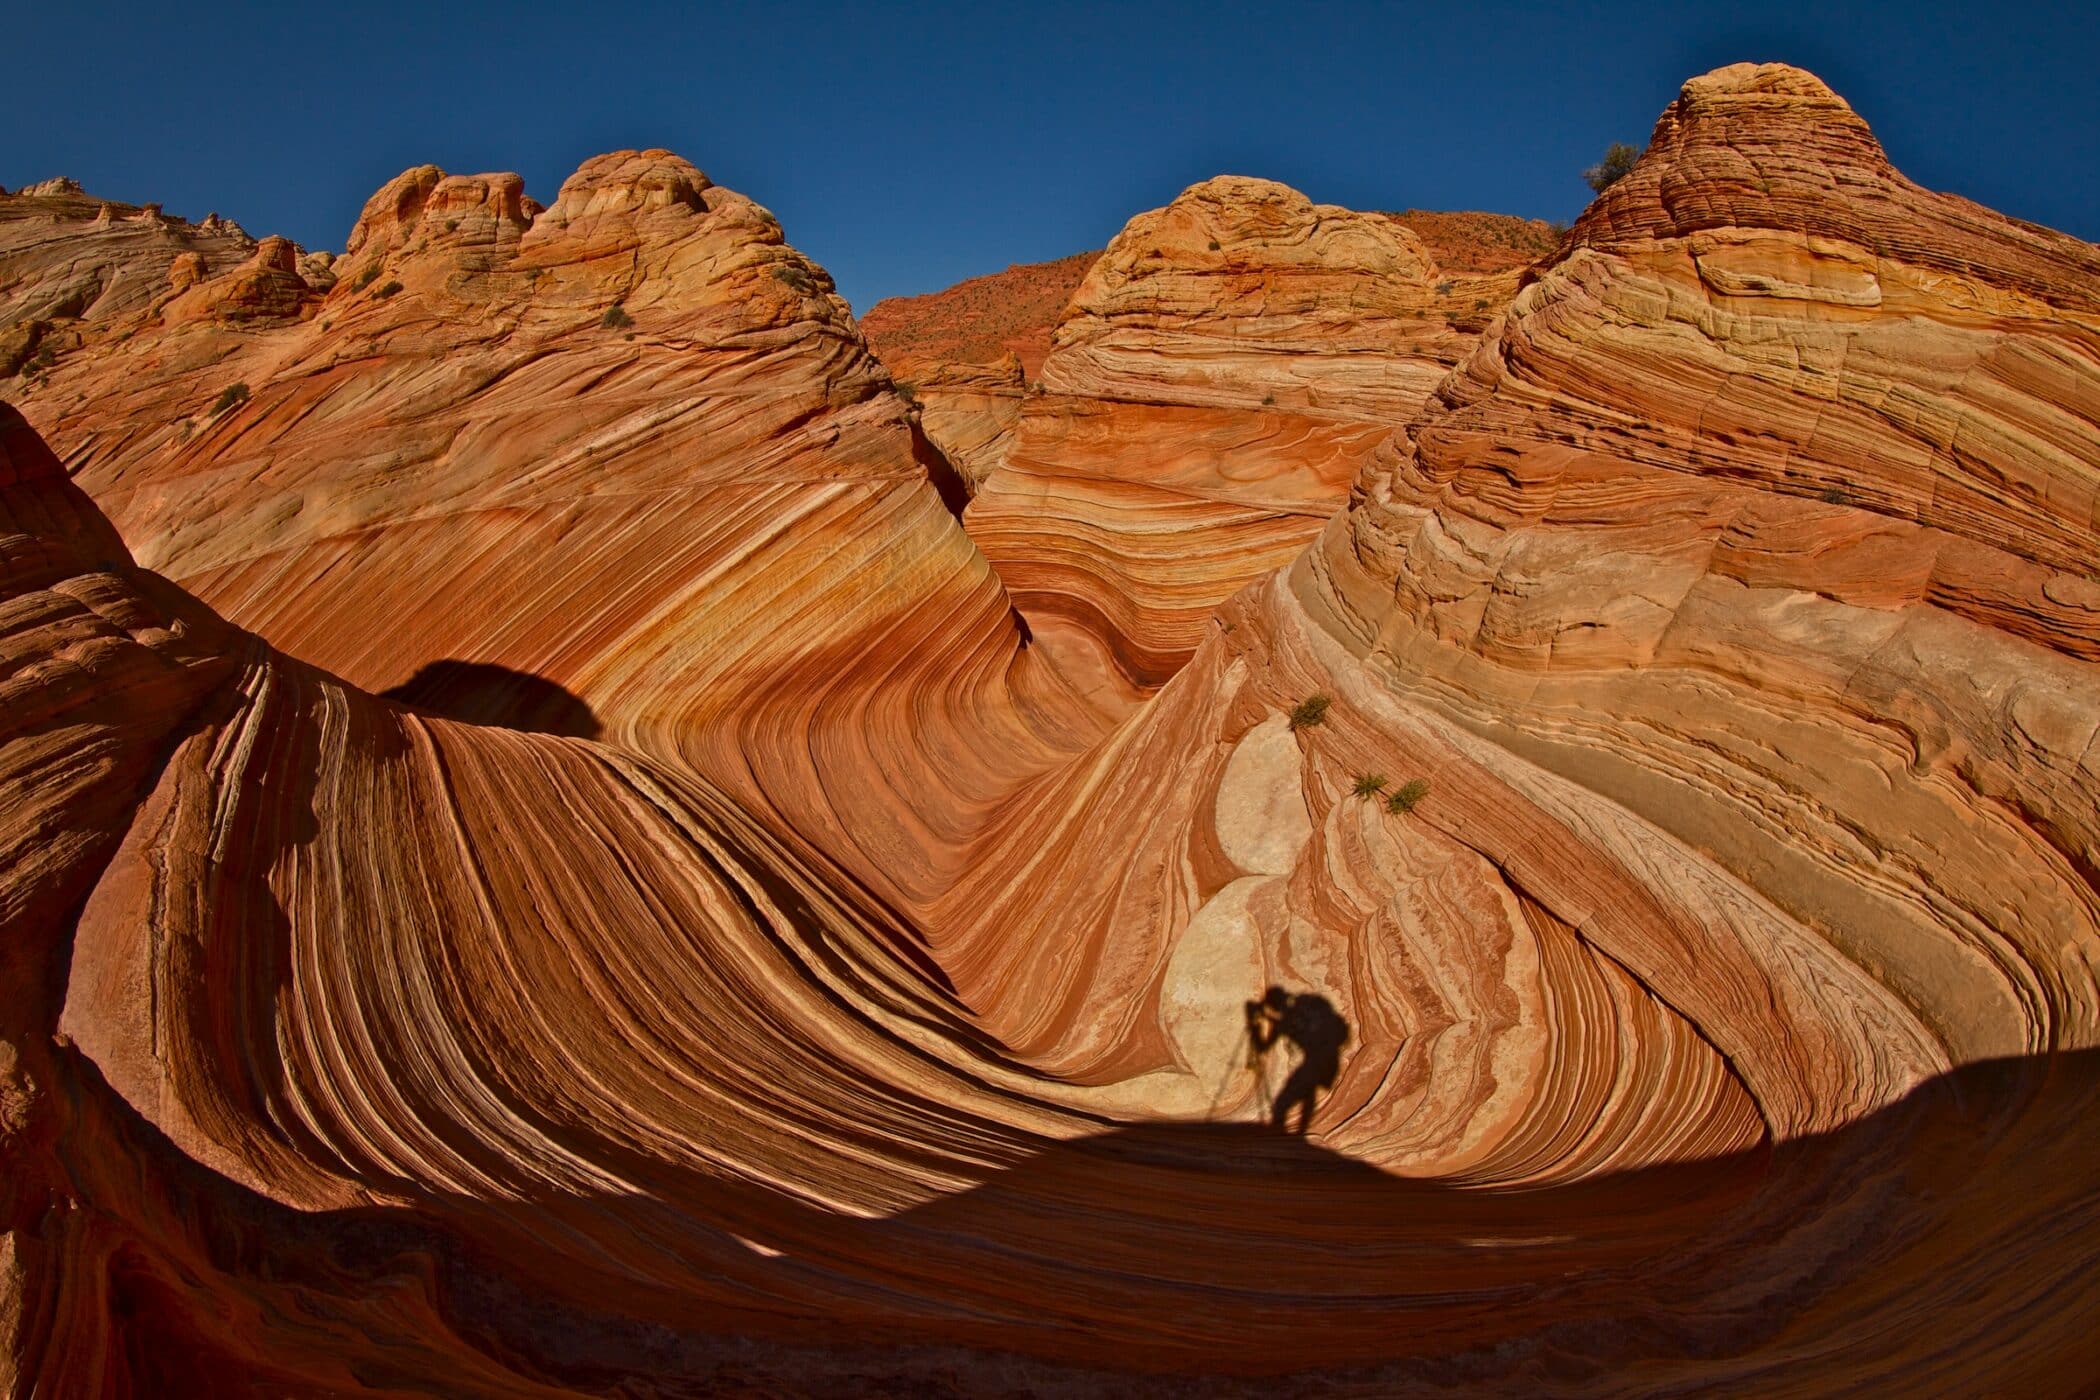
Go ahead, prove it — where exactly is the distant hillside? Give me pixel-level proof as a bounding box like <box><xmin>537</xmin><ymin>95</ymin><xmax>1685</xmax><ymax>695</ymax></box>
<box><xmin>861</xmin><ymin>250</ymin><xmax>1099</xmax><ymax>379</ymax></box>
<box><xmin>1382</xmin><ymin>208</ymin><xmax>1562</xmax><ymax>273</ymax></box>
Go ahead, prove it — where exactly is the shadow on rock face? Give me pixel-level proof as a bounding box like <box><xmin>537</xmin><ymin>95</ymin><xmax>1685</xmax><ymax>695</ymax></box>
<box><xmin>379</xmin><ymin>659</ymin><xmax>600</xmax><ymax>739</ymax></box>
<box><xmin>37</xmin><ymin>1044</ymin><xmax>2100</xmax><ymax>1395</ymax></box>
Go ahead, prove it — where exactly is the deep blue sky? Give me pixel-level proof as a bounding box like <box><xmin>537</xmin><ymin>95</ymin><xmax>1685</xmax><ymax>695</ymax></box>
<box><xmin>8</xmin><ymin>1</ymin><xmax>2094</xmax><ymax>310</ymax></box>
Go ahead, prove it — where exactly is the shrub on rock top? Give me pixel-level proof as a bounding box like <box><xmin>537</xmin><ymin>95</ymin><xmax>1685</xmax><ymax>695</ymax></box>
<box><xmin>1583</xmin><ymin>142</ymin><xmax>1639</xmax><ymax>193</ymax></box>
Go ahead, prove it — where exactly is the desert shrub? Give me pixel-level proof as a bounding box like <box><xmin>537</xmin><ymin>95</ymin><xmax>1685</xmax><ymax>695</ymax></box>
<box><xmin>1385</xmin><ymin>779</ymin><xmax>1430</xmax><ymax>814</ymax></box>
<box><xmin>353</xmin><ymin>263</ymin><xmax>382</xmax><ymax>290</ymax></box>
<box><xmin>1351</xmin><ymin>774</ymin><xmax>1388</xmax><ymax>799</ymax></box>
<box><xmin>211</xmin><ymin>382</ymin><xmax>250</xmax><ymax>415</ymax></box>
<box><xmin>601</xmin><ymin>303</ymin><xmax>633</xmax><ymax>329</ymax></box>
<box><xmin>893</xmin><ymin>379</ymin><xmax>918</xmax><ymax>403</ymax></box>
<box><xmin>1820</xmin><ymin>486</ymin><xmax>1850</xmax><ymax>505</ymax></box>
<box><xmin>374</xmin><ymin>280</ymin><xmax>403</xmax><ymax>299</ymax></box>
<box><xmin>1207</xmin><ymin>239</ymin><xmax>1221</xmax><ymax>251</ymax></box>
<box><xmin>1583</xmin><ymin>142</ymin><xmax>1639</xmax><ymax>194</ymax></box>
<box><xmin>1287</xmin><ymin>695</ymin><xmax>1331</xmax><ymax>730</ymax></box>
<box><xmin>1261</xmin><ymin>393</ymin><xmax>1276</xmax><ymax>406</ymax></box>
<box><xmin>1473</xmin><ymin>299</ymin><xmax>1489</xmax><ymax>310</ymax></box>
<box><xmin>771</xmin><ymin>263</ymin><xmax>816</xmax><ymax>295</ymax></box>
<box><xmin>1436</xmin><ymin>279</ymin><xmax>1455</xmax><ymax>295</ymax></box>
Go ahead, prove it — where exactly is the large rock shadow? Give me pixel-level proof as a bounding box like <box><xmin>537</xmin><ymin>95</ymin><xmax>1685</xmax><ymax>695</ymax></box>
<box><xmin>380</xmin><ymin>659</ymin><xmax>600</xmax><ymax>739</ymax></box>
<box><xmin>46</xmin><ymin>1045</ymin><xmax>2100</xmax><ymax>1394</ymax></box>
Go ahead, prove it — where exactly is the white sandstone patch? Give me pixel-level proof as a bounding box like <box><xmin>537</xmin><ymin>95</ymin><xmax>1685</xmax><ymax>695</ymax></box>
<box><xmin>1214</xmin><ymin>713</ymin><xmax>1311</xmax><ymax>876</ymax></box>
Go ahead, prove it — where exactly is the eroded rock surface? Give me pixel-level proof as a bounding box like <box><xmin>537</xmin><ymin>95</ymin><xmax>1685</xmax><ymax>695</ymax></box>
<box><xmin>5</xmin><ymin>65</ymin><xmax>2099</xmax><ymax>1394</ymax></box>
<box><xmin>965</xmin><ymin>176</ymin><xmax>1535</xmax><ymax>695</ymax></box>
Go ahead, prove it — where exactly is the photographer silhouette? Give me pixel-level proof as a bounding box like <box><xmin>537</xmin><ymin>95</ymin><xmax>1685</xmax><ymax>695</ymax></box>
<box><xmin>1244</xmin><ymin>985</ymin><xmax>1349</xmax><ymax>1133</ymax></box>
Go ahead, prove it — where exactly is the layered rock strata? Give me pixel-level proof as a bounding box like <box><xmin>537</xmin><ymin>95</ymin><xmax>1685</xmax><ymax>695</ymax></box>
<box><xmin>0</xmin><ymin>180</ymin><xmax>261</xmax><ymax>328</ymax></box>
<box><xmin>965</xmin><ymin>176</ymin><xmax>1531</xmax><ymax>695</ymax></box>
<box><xmin>862</xmin><ymin>251</ymin><xmax>1101</xmax><ymax>492</ymax></box>
<box><xmin>3</xmin><ymin>63</ymin><xmax>2098</xmax><ymax>1394</ymax></box>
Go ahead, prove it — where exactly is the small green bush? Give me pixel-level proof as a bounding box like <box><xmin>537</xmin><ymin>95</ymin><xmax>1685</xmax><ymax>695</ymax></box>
<box><xmin>1287</xmin><ymin>695</ymin><xmax>1331</xmax><ymax>730</ymax></box>
<box><xmin>1385</xmin><ymin>779</ymin><xmax>1430</xmax><ymax>815</ymax></box>
<box><xmin>1819</xmin><ymin>486</ymin><xmax>1849</xmax><ymax>505</ymax></box>
<box><xmin>601</xmin><ymin>303</ymin><xmax>633</xmax><ymax>329</ymax></box>
<box><xmin>1261</xmin><ymin>393</ymin><xmax>1276</xmax><ymax>406</ymax></box>
<box><xmin>353</xmin><ymin>263</ymin><xmax>382</xmax><ymax>291</ymax></box>
<box><xmin>1207</xmin><ymin>239</ymin><xmax>1221</xmax><ymax>251</ymax></box>
<box><xmin>771</xmin><ymin>263</ymin><xmax>817</xmax><ymax>295</ymax></box>
<box><xmin>211</xmin><ymin>382</ymin><xmax>250</xmax><ymax>416</ymax></box>
<box><xmin>893</xmin><ymin>379</ymin><xmax>918</xmax><ymax>403</ymax></box>
<box><xmin>1583</xmin><ymin>142</ymin><xmax>1639</xmax><ymax>194</ymax></box>
<box><xmin>1435</xmin><ymin>279</ymin><xmax>1455</xmax><ymax>296</ymax></box>
<box><xmin>374</xmin><ymin>280</ymin><xmax>403</xmax><ymax>299</ymax></box>
<box><xmin>1473</xmin><ymin>299</ymin><xmax>1489</xmax><ymax>310</ymax></box>
<box><xmin>1351</xmin><ymin>774</ymin><xmax>1388</xmax><ymax>799</ymax></box>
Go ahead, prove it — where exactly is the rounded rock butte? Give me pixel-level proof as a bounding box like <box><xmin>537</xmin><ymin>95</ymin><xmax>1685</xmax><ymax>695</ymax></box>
<box><xmin>3</xmin><ymin>63</ymin><xmax>2099</xmax><ymax>1394</ymax></box>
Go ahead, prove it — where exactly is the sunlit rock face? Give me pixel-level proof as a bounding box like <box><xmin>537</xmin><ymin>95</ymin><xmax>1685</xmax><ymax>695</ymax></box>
<box><xmin>859</xmin><ymin>214</ymin><xmax>1557</xmax><ymax>495</ymax></box>
<box><xmin>0</xmin><ymin>180</ymin><xmax>262</xmax><ymax>330</ymax></box>
<box><xmin>7</xmin><ymin>149</ymin><xmax>1114</xmax><ymax>917</ymax></box>
<box><xmin>861</xmin><ymin>249</ymin><xmax>1099</xmax><ymax>489</ymax></box>
<box><xmin>4</xmin><ymin>65</ymin><xmax>2099</xmax><ymax>1394</ymax></box>
<box><xmin>1306</xmin><ymin>60</ymin><xmax>2100</xmax><ymax>1087</ymax></box>
<box><xmin>965</xmin><ymin>175</ymin><xmax>1532</xmax><ymax>697</ymax></box>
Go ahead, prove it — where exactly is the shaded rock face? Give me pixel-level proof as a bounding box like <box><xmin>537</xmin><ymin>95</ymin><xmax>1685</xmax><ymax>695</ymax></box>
<box><xmin>4</xmin><ymin>66</ymin><xmax>2100</xmax><ymax>1394</ymax></box>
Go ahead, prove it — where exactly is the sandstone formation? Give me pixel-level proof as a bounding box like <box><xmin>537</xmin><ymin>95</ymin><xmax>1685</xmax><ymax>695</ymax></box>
<box><xmin>4</xmin><ymin>62</ymin><xmax>2099</xmax><ymax>1395</ymax></box>
<box><xmin>1298</xmin><ymin>61</ymin><xmax>2100</xmax><ymax>1088</ymax></box>
<box><xmin>965</xmin><ymin>176</ymin><xmax>1530</xmax><ymax>695</ymax></box>
<box><xmin>0</xmin><ymin>180</ymin><xmax>262</xmax><ymax>331</ymax></box>
<box><xmin>861</xmin><ymin>214</ymin><xmax>1553</xmax><ymax>498</ymax></box>
<box><xmin>862</xmin><ymin>250</ymin><xmax>1100</xmax><ymax>491</ymax></box>
<box><xmin>894</xmin><ymin>349</ymin><xmax>1032</xmax><ymax>492</ymax></box>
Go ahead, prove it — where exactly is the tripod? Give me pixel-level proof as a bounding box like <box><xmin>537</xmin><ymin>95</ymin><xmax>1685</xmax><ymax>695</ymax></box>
<box><xmin>1207</xmin><ymin>1018</ymin><xmax>1274</xmax><ymax>1121</ymax></box>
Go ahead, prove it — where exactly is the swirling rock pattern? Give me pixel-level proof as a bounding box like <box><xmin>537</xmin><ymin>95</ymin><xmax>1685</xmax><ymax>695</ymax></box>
<box><xmin>4</xmin><ymin>63</ymin><xmax>2099</xmax><ymax>1394</ymax></box>
<box><xmin>966</xmin><ymin>176</ymin><xmax>1531</xmax><ymax>692</ymax></box>
<box><xmin>1308</xmin><ymin>62</ymin><xmax>2100</xmax><ymax>1080</ymax></box>
<box><xmin>0</xmin><ymin>181</ymin><xmax>261</xmax><ymax>330</ymax></box>
<box><xmin>901</xmin><ymin>352</ymin><xmax>1032</xmax><ymax>492</ymax></box>
<box><xmin>862</xmin><ymin>250</ymin><xmax>1100</xmax><ymax>487</ymax></box>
